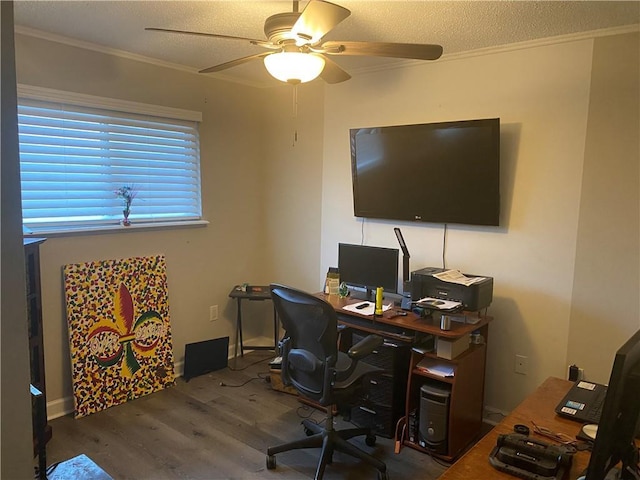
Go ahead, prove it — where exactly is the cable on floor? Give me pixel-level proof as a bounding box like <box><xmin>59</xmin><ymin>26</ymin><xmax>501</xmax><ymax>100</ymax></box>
<box><xmin>227</xmin><ymin>352</ymin><xmax>274</xmax><ymax>371</ymax></box>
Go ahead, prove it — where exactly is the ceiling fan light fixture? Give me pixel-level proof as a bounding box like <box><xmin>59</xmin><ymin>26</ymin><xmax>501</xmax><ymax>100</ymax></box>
<box><xmin>264</xmin><ymin>52</ymin><xmax>325</xmax><ymax>84</ymax></box>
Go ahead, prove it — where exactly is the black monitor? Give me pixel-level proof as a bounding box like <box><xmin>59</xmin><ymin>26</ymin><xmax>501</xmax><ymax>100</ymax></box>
<box><xmin>585</xmin><ymin>329</ymin><xmax>640</xmax><ymax>480</ymax></box>
<box><xmin>338</xmin><ymin>243</ymin><xmax>399</xmax><ymax>301</ymax></box>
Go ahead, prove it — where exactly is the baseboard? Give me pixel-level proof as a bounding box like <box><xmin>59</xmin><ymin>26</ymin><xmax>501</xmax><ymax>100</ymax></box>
<box><xmin>483</xmin><ymin>405</ymin><xmax>509</xmax><ymax>426</ymax></box>
<box><xmin>45</xmin><ymin>338</ymin><xmax>268</xmax><ymax>420</ymax></box>
<box><xmin>47</xmin><ymin>397</ymin><xmax>75</xmax><ymax>420</ymax></box>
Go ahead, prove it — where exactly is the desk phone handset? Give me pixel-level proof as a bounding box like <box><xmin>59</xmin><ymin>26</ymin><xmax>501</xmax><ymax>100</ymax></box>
<box><xmin>489</xmin><ymin>433</ymin><xmax>573</xmax><ymax>480</ymax></box>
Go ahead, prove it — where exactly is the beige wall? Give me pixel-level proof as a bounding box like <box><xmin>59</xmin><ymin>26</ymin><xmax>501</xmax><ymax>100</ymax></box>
<box><xmin>320</xmin><ymin>34</ymin><xmax>639</xmax><ymax>413</ymax></box>
<box><xmin>262</xmin><ymin>83</ymin><xmax>325</xmax><ymax>292</ymax></box>
<box><xmin>567</xmin><ymin>33</ymin><xmax>640</xmax><ymax>380</ymax></box>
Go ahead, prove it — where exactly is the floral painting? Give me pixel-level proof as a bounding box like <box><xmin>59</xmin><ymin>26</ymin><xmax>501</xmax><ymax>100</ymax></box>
<box><xmin>64</xmin><ymin>255</ymin><xmax>174</xmax><ymax>418</ymax></box>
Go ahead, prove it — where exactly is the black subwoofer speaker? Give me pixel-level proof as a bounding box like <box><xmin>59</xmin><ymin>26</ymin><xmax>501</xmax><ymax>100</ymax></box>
<box><xmin>183</xmin><ymin>336</ymin><xmax>229</xmax><ymax>381</ymax></box>
<box><xmin>419</xmin><ymin>383</ymin><xmax>451</xmax><ymax>454</ymax></box>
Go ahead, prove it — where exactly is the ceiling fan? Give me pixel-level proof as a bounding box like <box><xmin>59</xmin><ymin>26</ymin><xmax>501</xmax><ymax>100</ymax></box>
<box><xmin>146</xmin><ymin>0</ymin><xmax>443</xmax><ymax>84</ymax></box>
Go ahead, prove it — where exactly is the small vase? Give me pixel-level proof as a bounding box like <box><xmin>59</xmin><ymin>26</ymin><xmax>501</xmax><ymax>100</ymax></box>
<box><xmin>121</xmin><ymin>209</ymin><xmax>131</xmax><ymax>226</ymax></box>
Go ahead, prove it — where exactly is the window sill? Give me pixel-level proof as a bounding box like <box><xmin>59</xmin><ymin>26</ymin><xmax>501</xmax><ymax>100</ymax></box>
<box><xmin>22</xmin><ymin>220</ymin><xmax>209</xmax><ymax>239</ymax></box>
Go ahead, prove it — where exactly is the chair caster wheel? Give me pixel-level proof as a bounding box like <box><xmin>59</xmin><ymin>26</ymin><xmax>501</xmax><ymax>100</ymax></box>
<box><xmin>266</xmin><ymin>455</ymin><xmax>276</xmax><ymax>470</ymax></box>
<box><xmin>365</xmin><ymin>434</ymin><xmax>377</xmax><ymax>447</ymax></box>
<box><xmin>304</xmin><ymin>426</ymin><xmax>314</xmax><ymax>436</ymax></box>
<box><xmin>377</xmin><ymin>470</ymin><xmax>389</xmax><ymax>480</ymax></box>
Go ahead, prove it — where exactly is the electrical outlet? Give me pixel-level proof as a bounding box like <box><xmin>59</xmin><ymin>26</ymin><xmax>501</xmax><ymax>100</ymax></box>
<box><xmin>209</xmin><ymin>305</ymin><xmax>218</xmax><ymax>322</ymax></box>
<box><xmin>515</xmin><ymin>354</ymin><xmax>528</xmax><ymax>375</ymax></box>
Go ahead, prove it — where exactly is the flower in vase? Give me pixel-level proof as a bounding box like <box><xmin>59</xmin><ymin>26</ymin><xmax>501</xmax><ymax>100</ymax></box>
<box><xmin>114</xmin><ymin>185</ymin><xmax>137</xmax><ymax>226</ymax></box>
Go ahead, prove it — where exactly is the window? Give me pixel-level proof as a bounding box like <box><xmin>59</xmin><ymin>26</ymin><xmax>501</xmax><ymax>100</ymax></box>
<box><xmin>17</xmin><ymin>86</ymin><xmax>202</xmax><ymax>234</ymax></box>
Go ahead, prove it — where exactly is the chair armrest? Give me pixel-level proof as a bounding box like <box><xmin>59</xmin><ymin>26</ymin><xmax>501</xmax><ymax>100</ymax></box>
<box><xmin>347</xmin><ymin>334</ymin><xmax>383</xmax><ymax>360</ymax></box>
<box><xmin>280</xmin><ymin>337</ymin><xmax>292</xmax><ymax>385</ymax></box>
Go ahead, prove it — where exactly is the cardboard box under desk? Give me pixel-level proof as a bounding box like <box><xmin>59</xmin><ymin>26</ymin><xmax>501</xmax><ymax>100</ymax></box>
<box><xmin>436</xmin><ymin>334</ymin><xmax>470</xmax><ymax>360</ymax></box>
<box><xmin>269</xmin><ymin>368</ymin><xmax>298</xmax><ymax>396</ymax></box>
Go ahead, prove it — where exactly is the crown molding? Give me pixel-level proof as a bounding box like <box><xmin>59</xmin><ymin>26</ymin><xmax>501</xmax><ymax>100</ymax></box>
<box><xmin>349</xmin><ymin>23</ymin><xmax>640</xmax><ymax>76</ymax></box>
<box><xmin>14</xmin><ymin>25</ymin><xmax>269</xmax><ymax>89</ymax></box>
<box><xmin>15</xmin><ymin>23</ymin><xmax>639</xmax><ymax>87</ymax></box>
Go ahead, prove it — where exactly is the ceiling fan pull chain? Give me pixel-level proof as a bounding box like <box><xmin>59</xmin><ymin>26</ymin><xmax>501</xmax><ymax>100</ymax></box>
<box><xmin>292</xmin><ymin>83</ymin><xmax>298</xmax><ymax>118</ymax></box>
<box><xmin>292</xmin><ymin>84</ymin><xmax>298</xmax><ymax>146</ymax></box>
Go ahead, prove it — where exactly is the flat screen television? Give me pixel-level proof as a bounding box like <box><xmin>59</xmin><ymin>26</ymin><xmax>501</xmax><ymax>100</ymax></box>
<box><xmin>585</xmin><ymin>329</ymin><xmax>640</xmax><ymax>479</ymax></box>
<box><xmin>350</xmin><ymin>118</ymin><xmax>500</xmax><ymax>226</ymax></box>
<box><xmin>338</xmin><ymin>243</ymin><xmax>399</xmax><ymax>300</ymax></box>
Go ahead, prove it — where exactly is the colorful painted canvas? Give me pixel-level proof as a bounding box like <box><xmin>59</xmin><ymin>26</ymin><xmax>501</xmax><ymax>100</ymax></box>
<box><xmin>64</xmin><ymin>255</ymin><xmax>174</xmax><ymax>418</ymax></box>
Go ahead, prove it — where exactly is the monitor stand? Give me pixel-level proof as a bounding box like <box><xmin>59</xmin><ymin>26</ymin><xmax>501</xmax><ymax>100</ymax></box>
<box><xmin>583</xmin><ymin>446</ymin><xmax>640</xmax><ymax>480</ymax></box>
<box><xmin>615</xmin><ymin>444</ymin><xmax>640</xmax><ymax>480</ymax></box>
<box><xmin>348</xmin><ymin>286</ymin><xmax>374</xmax><ymax>302</ymax></box>
<box><xmin>604</xmin><ymin>467</ymin><xmax>638</xmax><ymax>480</ymax></box>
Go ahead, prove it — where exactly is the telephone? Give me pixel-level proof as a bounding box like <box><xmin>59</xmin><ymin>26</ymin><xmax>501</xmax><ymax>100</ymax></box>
<box><xmin>489</xmin><ymin>433</ymin><xmax>573</xmax><ymax>480</ymax></box>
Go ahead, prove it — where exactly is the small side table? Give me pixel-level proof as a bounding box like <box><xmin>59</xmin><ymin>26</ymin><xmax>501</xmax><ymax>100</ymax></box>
<box><xmin>228</xmin><ymin>285</ymin><xmax>279</xmax><ymax>357</ymax></box>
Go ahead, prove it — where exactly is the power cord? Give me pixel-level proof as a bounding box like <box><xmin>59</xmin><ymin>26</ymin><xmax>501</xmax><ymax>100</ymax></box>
<box><xmin>219</xmin><ymin>353</ymin><xmax>273</xmax><ymax>387</ymax></box>
<box><xmin>296</xmin><ymin>405</ymin><xmax>325</xmax><ymax>423</ymax></box>
<box><xmin>219</xmin><ymin>376</ymin><xmax>260</xmax><ymax>388</ymax></box>
<box><xmin>227</xmin><ymin>352</ymin><xmax>273</xmax><ymax>371</ymax></box>
<box><xmin>442</xmin><ymin>223</ymin><xmax>448</xmax><ymax>269</ymax></box>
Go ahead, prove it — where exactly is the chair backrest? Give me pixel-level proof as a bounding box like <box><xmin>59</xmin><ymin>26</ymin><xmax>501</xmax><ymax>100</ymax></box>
<box><xmin>270</xmin><ymin>284</ymin><xmax>338</xmax><ymax>404</ymax></box>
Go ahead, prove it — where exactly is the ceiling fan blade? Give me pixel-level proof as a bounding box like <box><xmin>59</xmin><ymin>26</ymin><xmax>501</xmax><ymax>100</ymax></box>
<box><xmin>320</xmin><ymin>56</ymin><xmax>351</xmax><ymax>84</ymax></box>
<box><xmin>145</xmin><ymin>27</ymin><xmax>271</xmax><ymax>47</ymax></box>
<box><xmin>292</xmin><ymin>1</ymin><xmax>351</xmax><ymax>44</ymax></box>
<box><xmin>321</xmin><ymin>41</ymin><xmax>443</xmax><ymax>60</ymax></box>
<box><xmin>199</xmin><ymin>52</ymin><xmax>272</xmax><ymax>74</ymax></box>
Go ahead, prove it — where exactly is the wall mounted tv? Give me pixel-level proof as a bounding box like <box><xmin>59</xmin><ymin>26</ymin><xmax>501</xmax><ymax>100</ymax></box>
<box><xmin>350</xmin><ymin>118</ymin><xmax>500</xmax><ymax>226</ymax></box>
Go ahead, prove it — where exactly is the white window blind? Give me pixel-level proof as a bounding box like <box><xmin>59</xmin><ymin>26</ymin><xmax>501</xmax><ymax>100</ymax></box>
<box><xmin>18</xmin><ymin>89</ymin><xmax>202</xmax><ymax>232</ymax></box>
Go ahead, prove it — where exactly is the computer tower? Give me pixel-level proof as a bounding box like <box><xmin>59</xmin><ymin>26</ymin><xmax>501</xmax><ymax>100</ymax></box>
<box><xmin>419</xmin><ymin>383</ymin><xmax>451</xmax><ymax>454</ymax></box>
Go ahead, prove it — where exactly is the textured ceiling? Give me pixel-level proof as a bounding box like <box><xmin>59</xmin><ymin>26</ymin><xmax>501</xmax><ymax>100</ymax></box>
<box><xmin>13</xmin><ymin>1</ymin><xmax>640</xmax><ymax>87</ymax></box>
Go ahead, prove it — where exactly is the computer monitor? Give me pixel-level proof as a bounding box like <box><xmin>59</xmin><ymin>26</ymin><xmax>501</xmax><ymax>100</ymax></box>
<box><xmin>585</xmin><ymin>329</ymin><xmax>640</xmax><ymax>480</ymax></box>
<box><xmin>338</xmin><ymin>243</ymin><xmax>399</xmax><ymax>301</ymax></box>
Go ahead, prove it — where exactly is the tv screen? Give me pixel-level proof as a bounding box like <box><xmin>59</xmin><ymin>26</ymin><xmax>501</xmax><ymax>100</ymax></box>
<box><xmin>338</xmin><ymin>243</ymin><xmax>399</xmax><ymax>298</ymax></box>
<box><xmin>350</xmin><ymin>118</ymin><xmax>500</xmax><ymax>226</ymax></box>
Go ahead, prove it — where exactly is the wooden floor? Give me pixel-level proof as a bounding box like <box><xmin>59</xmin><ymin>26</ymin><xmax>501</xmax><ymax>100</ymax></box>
<box><xmin>43</xmin><ymin>351</ymin><xmax>449</xmax><ymax>480</ymax></box>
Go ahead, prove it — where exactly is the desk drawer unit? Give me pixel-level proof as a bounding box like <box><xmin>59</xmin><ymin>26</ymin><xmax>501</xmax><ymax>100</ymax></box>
<box><xmin>351</xmin><ymin>404</ymin><xmax>395</xmax><ymax>438</ymax></box>
<box><xmin>351</xmin><ymin>333</ymin><xmax>409</xmax><ymax>438</ymax></box>
<box><xmin>362</xmin><ymin>374</ymin><xmax>395</xmax><ymax>406</ymax></box>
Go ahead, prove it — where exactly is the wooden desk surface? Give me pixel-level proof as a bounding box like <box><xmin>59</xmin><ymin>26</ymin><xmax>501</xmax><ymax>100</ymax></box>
<box><xmin>439</xmin><ymin>377</ymin><xmax>590</xmax><ymax>480</ymax></box>
<box><xmin>320</xmin><ymin>293</ymin><xmax>491</xmax><ymax>339</ymax></box>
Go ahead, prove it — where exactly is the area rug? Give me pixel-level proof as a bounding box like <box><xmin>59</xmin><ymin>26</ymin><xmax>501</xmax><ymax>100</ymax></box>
<box><xmin>63</xmin><ymin>255</ymin><xmax>174</xmax><ymax>418</ymax></box>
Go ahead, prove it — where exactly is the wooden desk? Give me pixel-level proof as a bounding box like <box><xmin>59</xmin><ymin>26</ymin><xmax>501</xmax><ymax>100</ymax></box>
<box><xmin>439</xmin><ymin>377</ymin><xmax>590</xmax><ymax>480</ymax></box>
<box><xmin>322</xmin><ymin>294</ymin><xmax>491</xmax><ymax>339</ymax></box>
<box><xmin>320</xmin><ymin>293</ymin><xmax>492</xmax><ymax>460</ymax></box>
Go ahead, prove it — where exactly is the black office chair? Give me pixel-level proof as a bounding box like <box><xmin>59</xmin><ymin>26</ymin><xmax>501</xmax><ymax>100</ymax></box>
<box><xmin>266</xmin><ymin>284</ymin><xmax>389</xmax><ymax>480</ymax></box>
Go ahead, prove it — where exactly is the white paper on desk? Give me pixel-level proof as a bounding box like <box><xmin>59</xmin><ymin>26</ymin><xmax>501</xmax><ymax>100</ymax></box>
<box><xmin>416</xmin><ymin>297</ymin><xmax>462</xmax><ymax>311</ymax></box>
<box><xmin>416</xmin><ymin>359</ymin><xmax>455</xmax><ymax>377</ymax></box>
<box><xmin>432</xmin><ymin>269</ymin><xmax>486</xmax><ymax>286</ymax></box>
<box><xmin>342</xmin><ymin>302</ymin><xmax>392</xmax><ymax>316</ymax></box>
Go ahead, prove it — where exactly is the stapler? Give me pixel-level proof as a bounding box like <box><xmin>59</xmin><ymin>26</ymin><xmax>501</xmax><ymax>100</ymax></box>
<box><xmin>489</xmin><ymin>433</ymin><xmax>573</xmax><ymax>480</ymax></box>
